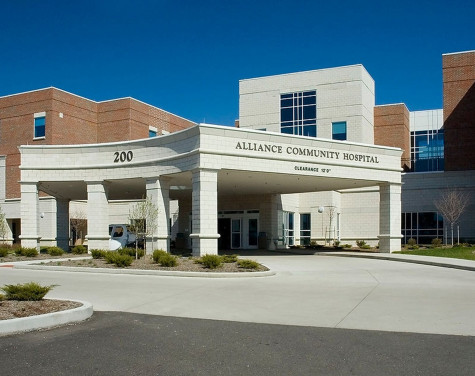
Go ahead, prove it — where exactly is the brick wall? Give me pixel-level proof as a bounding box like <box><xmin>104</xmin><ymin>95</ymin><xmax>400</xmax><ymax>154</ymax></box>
<box><xmin>374</xmin><ymin>104</ymin><xmax>410</xmax><ymax>170</ymax></box>
<box><xmin>0</xmin><ymin>88</ymin><xmax>196</xmax><ymax>199</ymax></box>
<box><xmin>443</xmin><ymin>51</ymin><xmax>475</xmax><ymax>171</ymax></box>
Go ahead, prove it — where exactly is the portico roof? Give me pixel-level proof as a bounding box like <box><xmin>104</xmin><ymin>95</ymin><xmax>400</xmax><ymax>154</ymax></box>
<box><xmin>19</xmin><ymin>124</ymin><xmax>402</xmax><ymax>200</ymax></box>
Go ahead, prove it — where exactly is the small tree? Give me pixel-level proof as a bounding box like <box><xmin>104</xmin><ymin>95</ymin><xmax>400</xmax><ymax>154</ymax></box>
<box><xmin>0</xmin><ymin>204</ymin><xmax>8</xmax><ymax>241</ymax></box>
<box><xmin>434</xmin><ymin>189</ymin><xmax>470</xmax><ymax>246</ymax></box>
<box><xmin>129</xmin><ymin>196</ymin><xmax>159</xmax><ymax>257</ymax></box>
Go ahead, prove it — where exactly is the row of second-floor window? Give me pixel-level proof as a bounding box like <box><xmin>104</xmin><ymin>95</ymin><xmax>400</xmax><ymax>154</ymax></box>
<box><xmin>280</xmin><ymin>90</ymin><xmax>347</xmax><ymax>141</ymax></box>
<box><xmin>409</xmin><ymin>129</ymin><xmax>444</xmax><ymax>172</ymax></box>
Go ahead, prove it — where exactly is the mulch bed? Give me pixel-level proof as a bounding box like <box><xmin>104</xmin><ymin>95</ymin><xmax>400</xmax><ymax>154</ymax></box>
<box><xmin>44</xmin><ymin>255</ymin><xmax>269</xmax><ymax>272</ymax></box>
<box><xmin>0</xmin><ymin>253</ymin><xmax>87</xmax><ymax>263</ymax></box>
<box><xmin>0</xmin><ymin>300</ymin><xmax>82</xmax><ymax>320</ymax></box>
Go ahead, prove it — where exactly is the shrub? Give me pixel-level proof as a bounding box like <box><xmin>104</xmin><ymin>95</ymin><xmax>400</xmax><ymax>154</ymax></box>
<box><xmin>333</xmin><ymin>240</ymin><xmax>341</xmax><ymax>248</ymax></box>
<box><xmin>196</xmin><ymin>254</ymin><xmax>222</xmax><ymax>269</ymax></box>
<box><xmin>152</xmin><ymin>249</ymin><xmax>168</xmax><ymax>263</ymax></box>
<box><xmin>104</xmin><ymin>251</ymin><xmax>133</xmax><ymax>267</ymax></box>
<box><xmin>237</xmin><ymin>259</ymin><xmax>260</xmax><ymax>269</ymax></box>
<box><xmin>0</xmin><ymin>247</ymin><xmax>9</xmax><ymax>257</ymax></box>
<box><xmin>342</xmin><ymin>244</ymin><xmax>352</xmax><ymax>249</ymax></box>
<box><xmin>157</xmin><ymin>253</ymin><xmax>178</xmax><ymax>267</ymax></box>
<box><xmin>1</xmin><ymin>282</ymin><xmax>56</xmax><ymax>301</ymax></box>
<box><xmin>15</xmin><ymin>247</ymin><xmax>39</xmax><ymax>257</ymax></box>
<box><xmin>119</xmin><ymin>247</ymin><xmax>144</xmax><ymax>259</ymax></box>
<box><xmin>40</xmin><ymin>246</ymin><xmax>49</xmax><ymax>254</ymax></box>
<box><xmin>72</xmin><ymin>245</ymin><xmax>87</xmax><ymax>254</ymax></box>
<box><xmin>431</xmin><ymin>238</ymin><xmax>442</xmax><ymax>248</ymax></box>
<box><xmin>90</xmin><ymin>249</ymin><xmax>107</xmax><ymax>259</ymax></box>
<box><xmin>0</xmin><ymin>293</ymin><xmax>4</xmax><ymax>301</ymax></box>
<box><xmin>407</xmin><ymin>238</ymin><xmax>417</xmax><ymax>247</ymax></box>
<box><xmin>221</xmin><ymin>254</ymin><xmax>238</xmax><ymax>263</ymax></box>
<box><xmin>356</xmin><ymin>240</ymin><xmax>367</xmax><ymax>248</ymax></box>
<box><xmin>360</xmin><ymin>244</ymin><xmax>371</xmax><ymax>249</ymax></box>
<box><xmin>47</xmin><ymin>246</ymin><xmax>64</xmax><ymax>256</ymax></box>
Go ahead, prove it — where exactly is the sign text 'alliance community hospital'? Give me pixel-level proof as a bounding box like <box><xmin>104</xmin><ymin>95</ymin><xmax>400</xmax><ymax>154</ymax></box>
<box><xmin>235</xmin><ymin>141</ymin><xmax>380</xmax><ymax>164</ymax></box>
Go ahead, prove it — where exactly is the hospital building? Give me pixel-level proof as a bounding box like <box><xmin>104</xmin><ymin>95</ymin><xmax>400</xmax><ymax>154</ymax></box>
<box><xmin>0</xmin><ymin>50</ymin><xmax>473</xmax><ymax>255</ymax></box>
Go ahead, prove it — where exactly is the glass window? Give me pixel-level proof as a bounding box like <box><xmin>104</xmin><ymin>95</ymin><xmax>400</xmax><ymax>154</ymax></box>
<box><xmin>401</xmin><ymin>211</ymin><xmax>443</xmax><ymax>244</ymax></box>
<box><xmin>409</xmin><ymin>129</ymin><xmax>444</xmax><ymax>172</ymax></box>
<box><xmin>283</xmin><ymin>211</ymin><xmax>294</xmax><ymax>246</ymax></box>
<box><xmin>149</xmin><ymin>129</ymin><xmax>157</xmax><ymax>137</ymax></box>
<box><xmin>300</xmin><ymin>213</ymin><xmax>311</xmax><ymax>246</ymax></box>
<box><xmin>280</xmin><ymin>90</ymin><xmax>317</xmax><ymax>138</ymax></box>
<box><xmin>34</xmin><ymin>116</ymin><xmax>45</xmax><ymax>138</ymax></box>
<box><xmin>332</xmin><ymin>121</ymin><xmax>347</xmax><ymax>141</ymax></box>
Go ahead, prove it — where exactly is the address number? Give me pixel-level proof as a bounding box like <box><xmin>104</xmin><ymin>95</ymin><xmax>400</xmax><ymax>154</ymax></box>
<box><xmin>114</xmin><ymin>151</ymin><xmax>133</xmax><ymax>163</ymax></box>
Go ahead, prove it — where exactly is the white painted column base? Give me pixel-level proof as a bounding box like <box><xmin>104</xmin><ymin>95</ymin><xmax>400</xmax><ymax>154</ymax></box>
<box><xmin>190</xmin><ymin>234</ymin><xmax>220</xmax><ymax>257</ymax></box>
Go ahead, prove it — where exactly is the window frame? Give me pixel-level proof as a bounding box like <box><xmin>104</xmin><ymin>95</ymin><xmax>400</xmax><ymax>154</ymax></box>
<box><xmin>332</xmin><ymin>121</ymin><xmax>347</xmax><ymax>141</ymax></box>
<box><xmin>33</xmin><ymin>112</ymin><xmax>46</xmax><ymax>139</ymax></box>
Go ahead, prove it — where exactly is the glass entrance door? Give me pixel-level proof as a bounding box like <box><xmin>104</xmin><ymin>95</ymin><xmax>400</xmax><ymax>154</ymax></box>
<box><xmin>248</xmin><ymin>218</ymin><xmax>258</xmax><ymax>247</ymax></box>
<box><xmin>231</xmin><ymin>219</ymin><xmax>241</xmax><ymax>249</ymax></box>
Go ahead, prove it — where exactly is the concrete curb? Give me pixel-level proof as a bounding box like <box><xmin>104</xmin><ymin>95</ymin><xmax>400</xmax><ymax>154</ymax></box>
<box><xmin>0</xmin><ymin>299</ymin><xmax>93</xmax><ymax>336</ymax></box>
<box><xmin>319</xmin><ymin>252</ymin><xmax>475</xmax><ymax>272</ymax></box>
<box><xmin>13</xmin><ymin>264</ymin><xmax>276</xmax><ymax>278</ymax></box>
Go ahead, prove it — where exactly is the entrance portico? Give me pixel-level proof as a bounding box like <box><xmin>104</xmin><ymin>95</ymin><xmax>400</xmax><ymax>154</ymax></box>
<box><xmin>19</xmin><ymin>124</ymin><xmax>402</xmax><ymax>254</ymax></box>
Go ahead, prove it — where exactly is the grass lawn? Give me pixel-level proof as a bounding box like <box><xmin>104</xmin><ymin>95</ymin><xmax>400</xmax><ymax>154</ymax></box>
<box><xmin>396</xmin><ymin>246</ymin><xmax>475</xmax><ymax>261</ymax></box>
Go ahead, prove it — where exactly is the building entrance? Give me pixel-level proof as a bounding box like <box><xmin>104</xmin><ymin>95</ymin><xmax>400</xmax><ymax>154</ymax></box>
<box><xmin>218</xmin><ymin>211</ymin><xmax>259</xmax><ymax>250</ymax></box>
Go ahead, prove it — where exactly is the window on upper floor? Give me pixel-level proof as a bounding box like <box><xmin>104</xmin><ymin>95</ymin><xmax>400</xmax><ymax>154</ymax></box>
<box><xmin>34</xmin><ymin>113</ymin><xmax>46</xmax><ymax>139</ymax></box>
<box><xmin>332</xmin><ymin>121</ymin><xmax>347</xmax><ymax>141</ymax></box>
<box><xmin>149</xmin><ymin>126</ymin><xmax>157</xmax><ymax>138</ymax></box>
<box><xmin>409</xmin><ymin>129</ymin><xmax>444</xmax><ymax>172</ymax></box>
<box><xmin>280</xmin><ymin>90</ymin><xmax>316</xmax><ymax>137</ymax></box>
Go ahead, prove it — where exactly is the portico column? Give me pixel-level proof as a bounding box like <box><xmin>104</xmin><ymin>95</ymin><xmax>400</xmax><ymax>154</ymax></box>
<box><xmin>86</xmin><ymin>182</ymin><xmax>110</xmax><ymax>250</ymax></box>
<box><xmin>378</xmin><ymin>183</ymin><xmax>402</xmax><ymax>253</ymax></box>
<box><xmin>56</xmin><ymin>199</ymin><xmax>70</xmax><ymax>251</ymax></box>
<box><xmin>190</xmin><ymin>168</ymin><xmax>220</xmax><ymax>256</ymax></box>
<box><xmin>146</xmin><ymin>177</ymin><xmax>170</xmax><ymax>253</ymax></box>
<box><xmin>19</xmin><ymin>182</ymin><xmax>40</xmax><ymax>250</ymax></box>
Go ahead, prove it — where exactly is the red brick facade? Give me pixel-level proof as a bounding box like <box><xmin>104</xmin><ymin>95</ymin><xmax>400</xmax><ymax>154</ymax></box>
<box><xmin>374</xmin><ymin>104</ymin><xmax>410</xmax><ymax>170</ymax></box>
<box><xmin>443</xmin><ymin>51</ymin><xmax>475</xmax><ymax>171</ymax></box>
<box><xmin>0</xmin><ymin>88</ymin><xmax>196</xmax><ymax>199</ymax></box>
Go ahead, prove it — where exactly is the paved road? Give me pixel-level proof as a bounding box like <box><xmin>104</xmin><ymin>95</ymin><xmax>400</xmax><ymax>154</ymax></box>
<box><xmin>1</xmin><ymin>312</ymin><xmax>475</xmax><ymax>376</ymax></box>
<box><xmin>1</xmin><ymin>255</ymin><xmax>475</xmax><ymax>336</ymax></box>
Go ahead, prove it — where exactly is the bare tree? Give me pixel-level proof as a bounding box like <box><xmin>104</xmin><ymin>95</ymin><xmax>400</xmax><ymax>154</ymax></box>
<box><xmin>129</xmin><ymin>196</ymin><xmax>159</xmax><ymax>257</ymax></box>
<box><xmin>0</xmin><ymin>204</ymin><xmax>7</xmax><ymax>241</ymax></box>
<box><xmin>327</xmin><ymin>206</ymin><xmax>337</xmax><ymax>244</ymax></box>
<box><xmin>70</xmin><ymin>209</ymin><xmax>87</xmax><ymax>246</ymax></box>
<box><xmin>435</xmin><ymin>189</ymin><xmax>470</xmax><ymax>245</ymax></box>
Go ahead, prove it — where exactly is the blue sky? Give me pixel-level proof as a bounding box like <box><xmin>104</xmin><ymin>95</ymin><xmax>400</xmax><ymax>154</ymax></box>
<box><xmin>1</xmin><ymin>0</ymin><xmax>473</xmax><ymax>125</ymax></box>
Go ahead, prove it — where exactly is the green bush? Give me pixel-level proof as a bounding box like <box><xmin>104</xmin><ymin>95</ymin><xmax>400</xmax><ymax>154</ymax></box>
<box><xmin>356</xmin><ymin>240</ymin><xmax>367</xmax><ymax>248</ymax></box>
<box><xmin>221</xmin><ymin>254</ymin><xmax>238</xmax><ymax>263</ymax></box>
<box><xmin>152</xmin><ymin>249</ymin><xmax>168</xmax><ymax>263</ymax></box>
<box><xmin>15</xmin><ymin>247</ymin><xmax>39</xmax><ymax>257</ymax></box>
<box><xmin>0</xmin><ymin>293</ymin><xmax>4</xmax><ymax>301</ymax></box>
<box><xmin>0</xmin><ymin>247</ymin><xmax>9</xmax><ymax>257</ymax></box>
<box><xmin>407</xmin><ymin>238</ymin><xmax>417</xmax><ymax>247</ymax></box>
<box><xmin>361</xmin><ymin>244</ymin><xmax>371</xmax><ymax>249</ymax></box>
<box><xmin>196</xmin><ymin>254</ymin><xmax>222</xmax><ymax>269</ymax></box>
<box><xmin>333</xmin><ymin>240</ymin><xmax>341</xmax><ymax>248</ymax></box>
<box><xmin>1</xmin><ymin>282</ymin><xmax>56</xmax><ymax>301</ymax></box>
<box><xmin>104</xmin><ymin>251</ymin><xmax>133</xmax><ymax>267</ymax></box>
<box><xmin>342</xmin><ymin>244</ymin><xmax>352</xmax><ymax>249</ymax></box>
<box><xmin>72</xmin><ymin>245</ymin><xmax>87</xmax><ymax>254</ymax></box>
<box><xmin>237</xmin><ymin>259</ymin><xmax>260</xmax><ymax>269</ymax></box>
<box><xmin>157</xmin><ymin>253</ymin><xmax>178</xmax><ymax>267</ymax></box>
<box><xmin>119</xmin><ymin>247</ymin><xmax>145</xmax><ymax>259</ymax></box>
<box><xmin>47</xmin><ymin>246</ymin><xmax>64</xmax><ymax>256</ymax></box>
<box><xmin>431</xmin><ymin>238</ymin><xmax>442</xmax><ymax>248</ymax></box>
<box><xmin>90</xmin><ymin>249</ymin><xmax>107</xmax><ymax>259</ymax></box>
